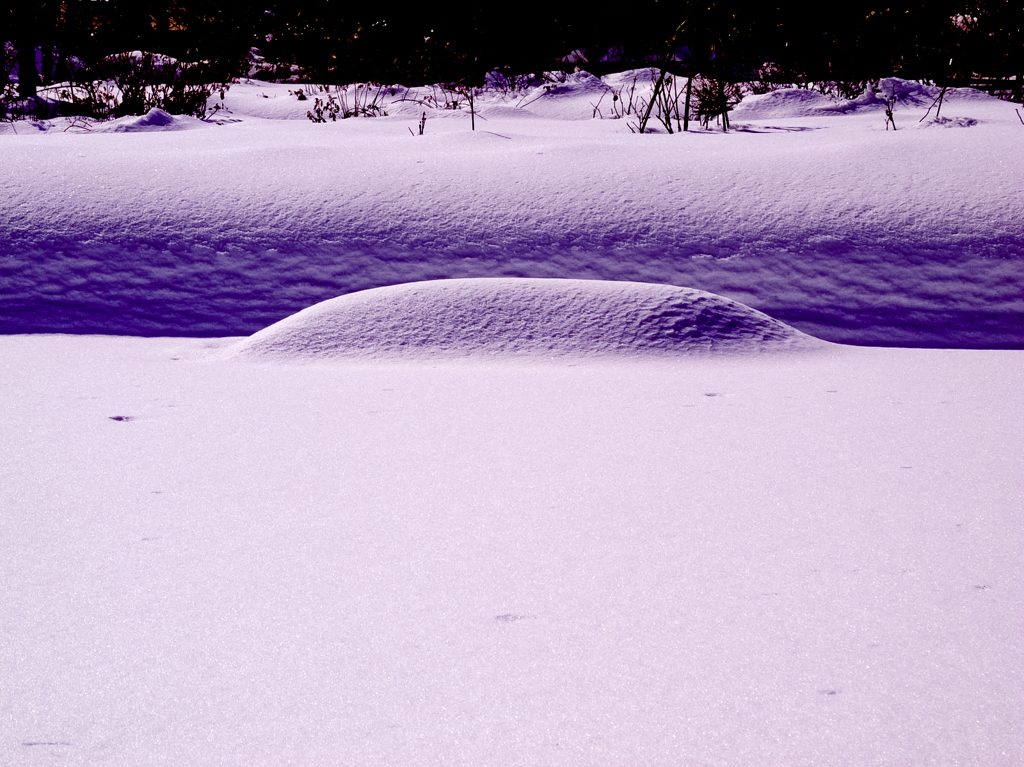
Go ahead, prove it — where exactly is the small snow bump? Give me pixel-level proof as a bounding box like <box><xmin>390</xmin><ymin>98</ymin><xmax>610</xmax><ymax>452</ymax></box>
<box><xmin>495</xmin><ymin>613</ymin><xmax>535</xmax><ymax>623</ymax></box>
<box><xmin>22</xmin><ymin>742</ymin><xmax>72</xmax><ymax>747</ymax></box>
<box><xmin>917</xmin><ymin>116</ymin><xmax>978</xmax><ymax>129</ymax></box>
<box><xmin>96</xmin><ymin>108</ymin><xmax>206</xmax><ymax>133</ymax></box>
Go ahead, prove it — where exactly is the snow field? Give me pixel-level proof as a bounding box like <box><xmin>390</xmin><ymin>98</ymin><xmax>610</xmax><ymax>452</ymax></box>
<box><xmin>2</xmin><ymin>332</ymin><xmax>1022</xmax><ymax>766</ymax></box>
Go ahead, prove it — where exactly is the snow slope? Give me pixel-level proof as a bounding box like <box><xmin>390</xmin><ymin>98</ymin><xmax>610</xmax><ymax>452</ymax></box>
<box><xmin>1</xmin><ymin>76</ymin><xmax>1022</xmax><ymax>347</ymax></box>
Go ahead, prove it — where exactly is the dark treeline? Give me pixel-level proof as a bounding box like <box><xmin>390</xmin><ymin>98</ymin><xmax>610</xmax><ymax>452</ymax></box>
<box><xmin>5</xmin><ymin>2</ymin><xmax>1022</xmax><ymax>94</ymax></box>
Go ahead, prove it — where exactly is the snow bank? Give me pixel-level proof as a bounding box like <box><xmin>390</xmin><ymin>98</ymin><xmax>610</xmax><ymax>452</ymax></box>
<box><xmin>1</xmin><ymin>75</ymin><xmax>1021</xmax><ymax>347</ymax></box>
<box><xmin>732</xmin><ymin>78</ymin><xmax>995</xmax><ymax>120</ymax></box>
<box><xmin>232</xmin><ymin>278</ymin><xmax>824</xmax><ymax>360</ymax></box>
<box><xmin>731</xmin><ymin>88</ymin><xmax>852</xmax><ymax>119</ymax></box>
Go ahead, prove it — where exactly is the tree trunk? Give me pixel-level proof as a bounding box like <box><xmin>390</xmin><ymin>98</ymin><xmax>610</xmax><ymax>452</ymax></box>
<box><xmin>41</xmin><ymin>45</ymin><xmax>55</xmax><ymax>84</ymax></box>
<box><xmin>683</xmin><ymin>76</ymin><xmax>692</xmax><ymax>132</ymax></box>
<box><xmin>17</xmin><ymin>42</ymin><xmax>39</xmax><ymax>99</ymax></box>
<box><xmin>54</xmin><ymin>0</ymin><xmax>85</xmax><ymax>83</ymax></box>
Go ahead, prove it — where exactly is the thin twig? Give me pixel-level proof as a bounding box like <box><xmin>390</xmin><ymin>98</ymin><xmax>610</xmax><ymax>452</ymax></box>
<box><xmin>884</xmin><ymin>84</ymin><xmax>897</xmax><ymax>130</ymax></box>
<box><xmin>638</xmin><ymin>68</ymin><xmax>668</xmax><ymax>134</ymax></box>
<box><xmin>516</xmin><ymin>90</ymin><xmax>547</xmax><ymax>110</ymax></box>
<box><xmin>919</xmin><ymin>86</ymin><xmax>949</xmax><ymax>122</ymax></box>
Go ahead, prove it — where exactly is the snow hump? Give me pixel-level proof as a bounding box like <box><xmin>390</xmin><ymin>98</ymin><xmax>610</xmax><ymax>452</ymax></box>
<box><xmin>95</xmin><ymin>107</ymin><xmax>207</xmax><ymax>132</ymax></box>
<box><xmin>231</xmin><ymin>278</ymin><xmax>825</xmax><ymax>360</ymax></box>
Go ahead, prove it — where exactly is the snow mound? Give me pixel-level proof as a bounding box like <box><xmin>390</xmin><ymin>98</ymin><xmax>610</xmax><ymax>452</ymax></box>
<box><xmin>477</xmin><ymin>105</ymin><xmax>541</xmax><ymax>120</ymax></box>
<box><xmin>496</xmin><ymin>71</ymin><xmax>612</xmax><ymax>121</ymax></box>
<box><xmin>732</xmin><ymin>88</ymin><xmax>848</xmax><ymax>119</ymax></box>
<box><xmin>733</xmin><ymin>79</ymin><xmax>1000</xmax><ymax>120</ymax></box>
<box><xmin>96</xmin><ymin>107</ymin><xmax>206</xmax><ymax>132</ymax></box>
<box><xmin>231</xmin><ymin>279</ymin><xmax>824</xmax><ymax>360</ymax></box>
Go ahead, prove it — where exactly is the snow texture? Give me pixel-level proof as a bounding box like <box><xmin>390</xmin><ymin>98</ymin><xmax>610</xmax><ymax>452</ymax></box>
<box><xmin>233</xmin><ymin>278</ymin><xmax>824</xmax><ymax>359</ymax></box>
<box><xmin>1</xmin><ymin>75</ymin><xmax>1022</xmax><ymax>348</ymax></box>
<box><xmin>1</xmin><ymin>70</ymin><xmax>1023</xmax><ymax>767</ymax></box>
<box><xmin>2</xmin><ymin>335</ymin><xmax>1022</xmax><ymax>767</ymax></box>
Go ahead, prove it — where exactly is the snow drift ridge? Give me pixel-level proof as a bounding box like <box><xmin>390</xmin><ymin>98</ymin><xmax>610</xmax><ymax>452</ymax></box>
<box><xmin>231</xmin><ymin>279</ymin><xmax>825</xmax><ymax>360</ymax></box>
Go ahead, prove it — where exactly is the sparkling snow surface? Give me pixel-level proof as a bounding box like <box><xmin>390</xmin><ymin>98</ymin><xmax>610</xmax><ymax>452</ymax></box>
<box><xmin>1</xmin><ymin>75</ymin><xmax>1023</xmax><ymax>766</ymax></box>
<box><xmin>2</xmin><ymin>332</ymin><xmax>1021</xmax><ymax>767</ymax></box>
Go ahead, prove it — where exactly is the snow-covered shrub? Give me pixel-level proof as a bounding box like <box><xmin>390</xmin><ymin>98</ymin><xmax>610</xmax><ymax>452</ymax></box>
<box><xmin>692</xmin><ymin>75</ymin><xmax>743</xmax><ymax>131</ymax></box>
<box><xmin>247</xmin><ymin>47</ymin><xmax>302</xmax><ymax>83</ymax></box>
<box><xmin>630</xmin><ymin>70</ymin><xmax>687</xmax><ymax>134</ymax></box>
<box><xmin>305</xmin><ymin>83</ymin><xmax>390</xmax><ymax>122</ymax></box>
<box><xmin>84</xmin><ymin>52</ymin><xmax>227</xmax><ymax>119</ymax></box>
<box><xmin>1</xmin><ymin>42</ymin><xmax>17</xmax><ymax>119</ymax></box>
<box><xmin>390</xmin><ymin>80</ymin><xmax>478</xmax><ymax>128</ymax></box>
<box><xmin>742</xmin><ymin>62</ymin><xmax>787</xmax><ymax>95</ymax></box>
<box><xmin>818</xmin><ymin>80</ymin><xmax>874</xmax><ymax>101</ymax></box>
<box><xmin>3</xmin><ymin>49</ymin><xmax>228</xmax><ymax>121</ymax></box>
<box><xmin>607</xmin><ymin>69</ymin><xmax>739</xmax><ymax>133</ymax></box>
<box><xmin>648</xmin><ymin>73</ymin><xmax>692</xmax><ymax>133</ymax></box>
<box><xmin>306</xmin><ymin>93</ymin><xmax>339</xmax><ymax>122</ymax></box>
<box><xmin>484</xmin><ymin>69</ymin><xmax>549</xmax><ymax>93</ymax></box>
<box><xmin>605</xmin><ymin>75</ymin><xmax>638</xmax><ymax>119</ymax></box>
<box><xmin>414</xmin><ymin>83</ymin><xmax>468</xmax><ymax>111</ymax></box>
<box><xmin>604</xmin><ymin>69</ymin><xmax>684</xmax><ymax>133</ymax></box>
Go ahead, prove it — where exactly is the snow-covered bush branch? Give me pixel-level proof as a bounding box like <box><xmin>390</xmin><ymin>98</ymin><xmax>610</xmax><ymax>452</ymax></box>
<box><xmin>304</xmin><ymin>82</ymin><xmax>390</xmax><ymax>122</ymax></box>
<box><xmin>2</xmin><ymin>49</ymin><xmax>228</xmax><ymax>121</ymax></box>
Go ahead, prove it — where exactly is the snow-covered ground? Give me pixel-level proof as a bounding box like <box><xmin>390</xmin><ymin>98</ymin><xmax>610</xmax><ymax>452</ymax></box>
<box><xmin>1</xmin><ymin>75</ymin><xmax>1023</xmax><ymax>766</ymax></box>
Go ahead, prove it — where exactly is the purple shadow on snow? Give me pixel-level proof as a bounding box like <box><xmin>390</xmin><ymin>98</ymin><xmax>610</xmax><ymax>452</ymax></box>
<box><xmin>1</xmin><ymin>233</ymin><xmax>1022</xmax><ymax>348</ymax></box>
<box><xmin>1</xmin><ymin>281</ymin><xmax>1022</xmax><ymax>349</ymax></box>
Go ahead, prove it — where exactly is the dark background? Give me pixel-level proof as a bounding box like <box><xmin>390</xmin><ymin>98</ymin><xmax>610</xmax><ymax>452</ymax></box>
<box><xmin>5</xmin><ymin>2</ymin><xmax>1022</xmax><ymax>93</ymax></box>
